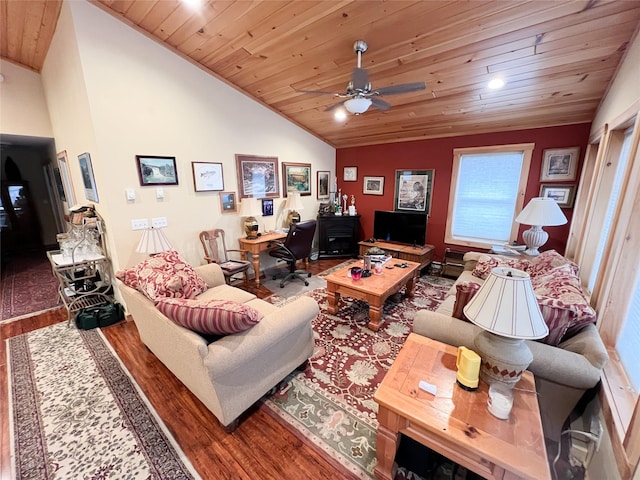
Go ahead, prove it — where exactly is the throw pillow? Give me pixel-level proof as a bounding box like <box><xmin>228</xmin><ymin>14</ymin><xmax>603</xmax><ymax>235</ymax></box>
<box><xmin>452</xmin><ymin>281</ymin><xmax>481</xmax><ymax>321</ymax></box>
<box><xmin>155</xmin><ymin>298</ymin><xmax>263</xmax><ymax>335</ymax></box>
<box><xmin>527</xmin><ymin>250</ymin><xmax>579</xmax><ymax>279</ymax></box>
<box><xmin>471</xmin><ymin>254</ymin><xmax>529</xmax><ymax>280</ymax></box>
<box><xmin>116</xmin><ymin>250</ymin><xmax>208</xmax><ymax>301</ymax></box>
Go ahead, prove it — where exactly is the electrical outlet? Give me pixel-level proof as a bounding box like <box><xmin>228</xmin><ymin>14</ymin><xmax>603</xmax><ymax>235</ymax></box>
<box><xmin>152</xmin><ymin>217</ymin><xmax>168</xmax><ymax>228</ymax></box>
<box><xmin>591</xmin><ymin>416</ymin><xmax>603</xmax><ymax>452</ymax></box>
<box><xmin>131</xmin><ymin>218</ymin><xmax>148</xmax><ymax>230</ymax></box>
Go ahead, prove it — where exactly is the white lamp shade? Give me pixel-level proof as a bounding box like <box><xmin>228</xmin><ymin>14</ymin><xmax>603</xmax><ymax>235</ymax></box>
<box><xmin>285</xmin><ymin>192</ymin><xmax>304</xmax><ymax>211</ymax></box>
<box><xmin>136</xmin><ymin>227</ymin><xmax>172</xmax><ymax>254</ymax></box>
<box><xmin>463</xmin><ymin>267</ymin><xmax>548</xmax><ymax>339</ymax></box>
<box><xmin>344</xmin><ymin>97</ymin><xmax>372</xmax><ymax>114</ymax></box>
<box><xmin>238</xmin><ymin>197</ymin><xmax>262</xmax><ymax>217</ymax></box>
<box><xmin>515</xmin><ymin>197</ymin><xmax>568</xmax><ymax>227</ymax></box>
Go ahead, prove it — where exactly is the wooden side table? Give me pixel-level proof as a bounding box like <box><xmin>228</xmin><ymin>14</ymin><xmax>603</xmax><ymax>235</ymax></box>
<box><xmin>374</xmin><ymin>334</ymin><xmax>550</xmax><ymax>480</ymax></box>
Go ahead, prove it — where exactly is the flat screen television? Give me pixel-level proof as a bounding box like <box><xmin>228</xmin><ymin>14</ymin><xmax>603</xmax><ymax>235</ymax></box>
<box><xmin>373</xmin><ymin>210</ymin><xmax>428</xmax><ymax>246</ymax></box>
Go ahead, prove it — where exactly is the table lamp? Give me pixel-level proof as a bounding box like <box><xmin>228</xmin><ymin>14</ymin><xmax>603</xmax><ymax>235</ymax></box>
<box><xmin>463</xmin><ymin>267</ymin><xmax>548</xmax><ymax>386</ymax></box>
<box><xmin>284</xmin><ymin>192</ymin><xmax>304</xmax><ymax>226</ymax></box>
<box><xmin>239</xmin><ymin>197</ymin><xmax>262</xmax><ymax>239</ymax></box>
<box><xmin>515</xmin><ymin>197</ymin><xmax>567</xmax><ymax>256</ymax></box>
<box><xmin>136</xmin><ymin>227</ymin><xmax>172</xmax><ymax>255</ymax></box>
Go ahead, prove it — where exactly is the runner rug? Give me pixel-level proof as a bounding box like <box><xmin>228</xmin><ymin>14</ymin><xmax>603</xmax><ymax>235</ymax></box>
<box><xmin>7</xmin><ymin>323</ymin><xmax>201</xmax><ymax>480</ymax></box>
<box><xmin>262</xmin><ymin>275</ymin><xmax>455</xmax><ymax>479</ymax></box>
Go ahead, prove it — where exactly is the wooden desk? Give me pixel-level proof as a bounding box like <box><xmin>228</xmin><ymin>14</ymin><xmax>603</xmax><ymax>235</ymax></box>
<box><xmin>238</xmin><ymin>232</ymin><xmax>286</xmax><ymax>285</ymax></box>
<box><xmin>374</xmin><ymin>334</ymin><xmax>550</xmax><ymax>480</ymax></box>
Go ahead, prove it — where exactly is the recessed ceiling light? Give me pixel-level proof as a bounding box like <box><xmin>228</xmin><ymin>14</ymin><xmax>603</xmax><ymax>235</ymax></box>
<box><xmin>488</xmin><ymin>78</ymin><xmax>505</xmax><ymax>90</ymax></box>
<box><xmin>334</xmin><ymin>110</ymin><xmax>347</xmax><ymax>121</ymax></box>
<box><xmin>182</xmin><ymin>0</ymin><xmax>202</xmax><ymax>9</ymax></box>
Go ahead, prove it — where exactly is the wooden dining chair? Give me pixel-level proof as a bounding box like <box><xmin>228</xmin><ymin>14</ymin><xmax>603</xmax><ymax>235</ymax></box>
<box><xmin>199</xmin><ymin>229</ymin><xmax>251</xmax><ymax>284</ymax></box>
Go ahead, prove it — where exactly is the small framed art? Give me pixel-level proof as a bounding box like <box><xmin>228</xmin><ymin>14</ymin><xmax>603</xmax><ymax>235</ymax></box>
<box><xmin>540</xmin><ymin>184</ymin><xmax>576</xmax><ymax>208</ymax></box>
<box><xmin>363</xmin><ymin>176</ymin><xmax>384</xmax><ymax>195</ymax></box>
<box><xmin>317</xmin><ymin>171</ymin><xmax>330</xmax><ymax>200</ymax></box>
<box><xmin>220</xmin><ymin>192</ymin><xmax>237</xmax><ymax>213</ymax></box>
<box><xmin>540</xmin><ymin>147</ymin><xmax>579</xmax><ymax>182</ymax></box>
<box><xmin>136</xmin><ymin>155</ymin><xmax>179</xmax><ymax>186</ymax></box>
<box><xmin>343</xmin><ymin>166</ymin><xmax>357</xmax><ymax>181</ymax></box>
<box><xmin>78</xmin><ymin>152</ymin><xmax>99</xmax><ymax>202</ymax></box>
<box><xmin>192</xmin><ymin>162</ymin><xmax>224</xmax><ymax>192</ymax></box>
<box><xmin>57</xmin><ymin>150</ymin><xmax>76</xmax><ymax>206</ymax></box>
<box><xmin>235</xmin><ymin>154</ymin><xmax>279</xmax><ymax>198</ymax></box>
<box><xmin>262</xmin><ymin>198</ymin><xmax>274</xmax><ymax>216</ymax></box>
<box><xmin>282</xmin><ymin>162</ymin><xmax>311</xmax><ymax>197</ymax></box>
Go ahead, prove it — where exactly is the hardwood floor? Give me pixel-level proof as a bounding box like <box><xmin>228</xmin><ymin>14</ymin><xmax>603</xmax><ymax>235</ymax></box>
<box><xmin>1</xmin><ymin>258</ymin><xmax>354</xmax><ymax>480</ymax></box>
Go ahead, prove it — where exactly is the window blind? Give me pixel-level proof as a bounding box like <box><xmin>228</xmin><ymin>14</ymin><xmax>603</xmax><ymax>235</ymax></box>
<box><xmin>617</xmin><ymin>273</ymin><xmax>640</xmax><ymax>393</ymax></box>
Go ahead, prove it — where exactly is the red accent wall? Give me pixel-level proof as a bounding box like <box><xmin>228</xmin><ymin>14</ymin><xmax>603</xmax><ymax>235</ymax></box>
<box><xmin>336</xmin><ymin>124</ymin><xmax>591</xmax><ymax>262</ymax></box>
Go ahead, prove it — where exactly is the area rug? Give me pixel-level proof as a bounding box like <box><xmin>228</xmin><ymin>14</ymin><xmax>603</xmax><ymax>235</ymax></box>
<box><xmin>261</xmin><ymin>265</ymin><xmax>328</xmax><ymax>298</ymax></box>
<box><xmin>7</xmin><ymin>322</ymin><xmax>201</xmax><ymax>480</ymax></box>
<box><xmin>1</xmin><ymin>252</ymin><xmax>62</xmax><ymax>322</ymax></box>
<box><xmin>261</xmin><ymin>275</ymin><xmax>454</xmax><ymax>479</ymax></box>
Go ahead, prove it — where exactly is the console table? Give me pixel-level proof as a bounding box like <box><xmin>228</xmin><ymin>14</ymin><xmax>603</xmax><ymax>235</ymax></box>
<box><xmin>359</xmin><ymin>241</ymin><xmax>434</xmax><ymax>270</ymax></box>
<box><xmin>318</xmin><ymin>215</ymin><xmax>360</xmax><ymax>258</ymax></box>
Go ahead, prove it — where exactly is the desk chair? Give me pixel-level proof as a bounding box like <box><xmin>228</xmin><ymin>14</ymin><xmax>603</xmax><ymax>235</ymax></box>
<box><xmin>199</xmin><ymin>229</ymin><xmax>251</xmax><ymax>284</ymax></box>
<box><xmin>269</xmin><ymin>220</ymin><xmax>316</xmax><ymax>288</ymax></box>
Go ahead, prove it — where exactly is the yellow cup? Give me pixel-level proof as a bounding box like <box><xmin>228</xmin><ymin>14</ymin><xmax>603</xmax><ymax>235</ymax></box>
<box><xmin>456</xmin><ymin>346</ymin><xmax>481</xmax><ymax>391</ymax></box>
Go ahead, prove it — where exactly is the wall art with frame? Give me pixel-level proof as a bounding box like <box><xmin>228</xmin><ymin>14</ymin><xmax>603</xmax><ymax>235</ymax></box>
<box><xmin>540</xmin><ymin>147</ymin><xmax>579</xmax><ymax>182</ymax></box>
<box><xmin>282</xmin><ymin>162</ymin><xmax>311</xmax><ymax>197</ymax></box>
<box><xmin>235</xmin><ymin>154</ymin><xmax>279</xmax><ymax>198</ymax></box>
<box><xmin>219</xmin><ymin>192</ymin><xmax>237</xmax><ymax>213</ymax></box>
<box><xmin>363</xmin><ymin>176</ymin><xmax>384</xmax><ymax>195</ymax></box>
<box><xmin>262</xmin><ymin>198</ymin><xmax>274</xmax><ymax>216</ymax></box>
<box><xmin>56</xmin><ymin>150</ymin><xmax>76</xmax><ymax>206</ymax></box>
<box><xmin>136</xmin><ymin>155</ymin><xmax>179</xmax><ymax>186</ymax></box>
<box><xmin>540</xmin><ymin>184</ymin><xmax>576</xmax><ymax>208</ymax></box>
<box><xmin>192</xmin><ymin>162</ymin><xmax>224</xmax><ymax>192</ymax></box>
<box><xmin>317</xmin><ymin>171</ymin><xmax>330</xmax><ymax>200</ymax></box>
<box><xmin>394</xmin><ymin>169</ymin><xmax>434</xmax><ymax>214</ymax></box>
<box><xmin>78</xmin><ymin>152</ymin><xmax>99</xmax><ymax>202</ymax></box>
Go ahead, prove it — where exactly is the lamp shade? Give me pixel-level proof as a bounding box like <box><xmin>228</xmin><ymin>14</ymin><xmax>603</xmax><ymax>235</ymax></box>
<box><xmin>136</xmin><ymin>227</ymin><xmax>172</xmax><ymax>255</ymax></box>
<box><xmin>344</xmin><ymin>97</ymin><xmax>372</xmax><ymax>114</ymax></box>
<box><xmin>463</xmin><ymin>267</ymin><xmax>548</xmax><ymax>340</ymax></box>
<box><xmin>515</xmin><ymin>197</ymin><xmax>567</xmax><ymax>227</ymax></box>
<box><xmin>285</xmin><ymin>192</ymin><xmax>304</xmax><ymax>211</ymax></box>
<box><xmin>238</xmin><ymin>197</ymin><xmax>262</xmax><ymax>217</ymax></box>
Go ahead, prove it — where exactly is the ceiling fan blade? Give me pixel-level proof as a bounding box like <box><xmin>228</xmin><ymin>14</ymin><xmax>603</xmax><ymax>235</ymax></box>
<box><xmin>295</xmin><ymin>88</ymin><xmax>339</xmax><ymax>95</ymax></box>
<box><xmin>370</xmin><ymin>97</ymin><xmax>391</xmax><ymax>111</ymax></box>
<box><xmin>374</xmin><ymin>81</ymin><xmax>426</xmax><ymax>96</ymax></box>
<box><xmin>324</xmin><ymin>101</ymin><xmax>346</xmax><ymax>112</ymax></box>
<box><xmin>352</xmin><ymin>68</ymin><xmax>369</xmax><ymax>91</ymax></box>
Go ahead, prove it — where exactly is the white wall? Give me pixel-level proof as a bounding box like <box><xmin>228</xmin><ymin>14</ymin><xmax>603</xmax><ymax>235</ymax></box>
<box><xmin>0</xmin><ymin>60</ymin><xmax>53</xmax><ymax>138</ymax></box>
<box><xmin>42</xmin><ymin>1</ymin><xmax>335</xmax><ymax>270</ymax></box>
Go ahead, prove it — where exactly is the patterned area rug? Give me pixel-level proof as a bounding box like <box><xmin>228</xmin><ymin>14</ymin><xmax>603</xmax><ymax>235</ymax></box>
<box><xmin>7</xmin><ymin>323</ymin><xmax>201</xmax><ymax>480</ymax></box>
<box><xmin>262</xmin><ymin>275</ymin><xmax>454</xmax><ymax>479</ymax></box>
<box><xmin>1</xmin><ymin>252</ymin><xmax>62</xmax><ymax>322</ymax></box>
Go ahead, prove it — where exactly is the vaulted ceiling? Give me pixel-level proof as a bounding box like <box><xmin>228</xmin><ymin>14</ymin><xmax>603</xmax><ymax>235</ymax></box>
<box><xmin>2</xmin><ymin>1</ymin><xmax>640</xmax><ymax>148</ymax></box>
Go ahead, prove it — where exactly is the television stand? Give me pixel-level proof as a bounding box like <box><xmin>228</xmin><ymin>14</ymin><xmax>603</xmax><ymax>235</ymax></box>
<box><xmin>358</xmin><ymin>240</ymin><xmax>434</xmax><ymax>271</ymax></box>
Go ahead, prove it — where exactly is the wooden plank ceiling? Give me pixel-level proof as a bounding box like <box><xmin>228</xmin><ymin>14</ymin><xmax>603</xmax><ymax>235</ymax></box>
<box><xmin>3</xmin><ymin>1</ymin><xmax>640</xmax><ymax>148</ymax></box>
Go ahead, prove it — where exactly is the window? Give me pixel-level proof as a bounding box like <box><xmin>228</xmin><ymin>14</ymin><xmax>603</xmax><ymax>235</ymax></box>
<box><xmin>446</xmin><ymin>144</ymin><xmax>534</xmax><ymax>248</ymax></box>
<box><xmin>617</xmin><ymin>274</ymin><xmax>640</xmax><ymax>393</ymax></box>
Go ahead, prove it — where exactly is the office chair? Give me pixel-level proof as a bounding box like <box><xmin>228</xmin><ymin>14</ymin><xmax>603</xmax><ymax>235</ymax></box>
<box><xmin>269</xmin><ymin>220</ymin><xmax>317</xmax><ymax>287</ymax></box>
<box><xmin>199</xmin><ymin>229</ymin><xmax>251</xmax><ymax>284</ymax></box>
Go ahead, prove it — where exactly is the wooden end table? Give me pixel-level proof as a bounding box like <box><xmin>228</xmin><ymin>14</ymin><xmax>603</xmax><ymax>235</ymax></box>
<box><xmin>323</xmin><ymin>260</ymin><xmax>420</xmax><ymax>331</ymax></box>
<box><xmin>374</xmin><ymin>333</ymin><xmax>550</xmax><ymax>480</ymax></box>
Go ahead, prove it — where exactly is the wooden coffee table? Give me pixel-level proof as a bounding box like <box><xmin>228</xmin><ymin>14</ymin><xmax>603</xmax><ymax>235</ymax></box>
<box><xmin>374</xmin><ymin>334</ymin><xmax>550</xmax><ymax>480</ymax></box>
<box><xmin>324</xmin><ymin>260</ymin><xmax>420</xmax><ymax>331</ymax></box>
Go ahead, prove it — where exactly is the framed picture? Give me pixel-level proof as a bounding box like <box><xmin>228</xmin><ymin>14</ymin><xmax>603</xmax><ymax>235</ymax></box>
<box><xmin>394</xmin><ymin>169</ymin><xmax>434</xmax><ymax>214</ymax></box>
<box><xmin>317</xmin><ymin>171</ymin><xmax>330</xmax><ymax>200</ymax></box>
<box><xmin>78</xmin><ymin>152</ymin><xmax>99</xmax><ymax>202</ymax></box>
<box><xmin>192</xmin><ymin>162</ymin><xmax>224</xmax><ymax>192</ymax></box>
<box><xmin>363</xmin><ymin>176</ymin><xmax>384</xmax><ymax>195</ymax></box>
<box><xmin>344</xmin><ymin>166</ymin><xmax>357</xmax><ymax>181</ymax></box>
<box><xmin>56</xmin><ymin>150</ymin><xmax>76</xmax><ymax>206</ymax></box>
<box><xmin>219</xmin><ymin>191</ymin><xmax>237</xmax><ymax>213</ymax></box>
<box><xmin>540</xmin><ymin>147</ymin><xmax>579</xmax><ymax>181</ymax></box>
<box><xmin>235</xmin><ymin>154</ymin><xmax>279</xmax><ymax>198</ymax></box>
<box><xmin>136</xmin><ymin>155</ymin><xmax>179</xmax><ymax>186</ymax></box>
<box><xmin>262</xmin><ymin>198</ymin><xmax>274</xmax><ymax>216</ymax></box>
<box><xmin>282</xmin><ymin>162</ymin><xmax>311</xmax><ymax>197</ymax></box>
<box><xmin>540</xmin><ymin>184</ymin><xmax>576</xmax><ymax>208</ymax></box>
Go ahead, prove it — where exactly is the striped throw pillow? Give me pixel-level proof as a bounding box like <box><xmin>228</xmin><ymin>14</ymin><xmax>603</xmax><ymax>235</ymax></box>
<box><xmin>156</xmin><ymin>298</ymin><xmax>263</xmax><ymax>335</ymax></box>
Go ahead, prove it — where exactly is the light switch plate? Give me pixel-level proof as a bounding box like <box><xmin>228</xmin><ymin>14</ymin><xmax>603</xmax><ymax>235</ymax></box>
<box><xmin>152</xmin><ymin>217</ymin><xmax>168</xmax><ymax>228</ymax></box>
<box><xmin>131</xmin><ymin>218</ymin><xmax>148</xmax><ymax>230</ymax></box>
<box><xmin>126</xmin><ymin>189</ymin><xmax>136</xmax><ymax>201</ymax></box>
<box><xmin>156</xmin><ymin>187</ymin><xmax>164</xmax><ymax>199</ymax></box>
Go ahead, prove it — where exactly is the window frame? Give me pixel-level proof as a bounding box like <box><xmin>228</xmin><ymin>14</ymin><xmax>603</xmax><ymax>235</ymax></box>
<box><xmin>445</xmin><ymin>143</ymin><xmax>534</xmax><ymax>249</ymax></box>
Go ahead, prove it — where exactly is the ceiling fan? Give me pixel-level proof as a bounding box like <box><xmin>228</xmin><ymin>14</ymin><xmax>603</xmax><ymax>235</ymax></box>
<box><xmin>298</xmin><ymin>40</ymin><xmax>426</xmax><ymax>115</ymax></box>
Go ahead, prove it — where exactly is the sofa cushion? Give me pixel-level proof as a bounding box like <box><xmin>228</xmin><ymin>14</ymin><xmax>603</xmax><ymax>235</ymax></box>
<box><xmin>452</xmin><ymin>281</ymin><xmax>481</xmax><ymax>321</ymax></box>
<box><xmin>116</xmin><ymin>250</ymin><xmax>208</xmax><ymax>301</ymax></box>
<box><xmin>471</xmin><ymin>254</ymin><xmax>529</xmax><ymax>280</ymax></box>
<box><xmin>156</xmin><ymin>297</ymin><xmax>263</xmax><ymax>335</ymax></box>
<box><xmin>527</xmin><ymin>250</ymin><xmax>579</xmax><ymax>279</ymax></box>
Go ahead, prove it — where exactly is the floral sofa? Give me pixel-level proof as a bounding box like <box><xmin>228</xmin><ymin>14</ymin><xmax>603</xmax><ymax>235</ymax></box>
<box><xmin>414</xmin><ymin>250</ymin><xmax>609</xmax><ymax>440</ymax></box>
<box><xmin>115</xmin><ymin>250</ymin><xmax>318</xmax><ymax>431</ymax></box>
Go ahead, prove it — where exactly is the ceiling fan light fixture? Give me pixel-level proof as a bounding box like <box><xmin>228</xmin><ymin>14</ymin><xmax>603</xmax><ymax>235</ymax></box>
<box><xmin>344</xmin><ymin>97</ymin><xmax>372</xmax><ymax>114</ymax></box>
